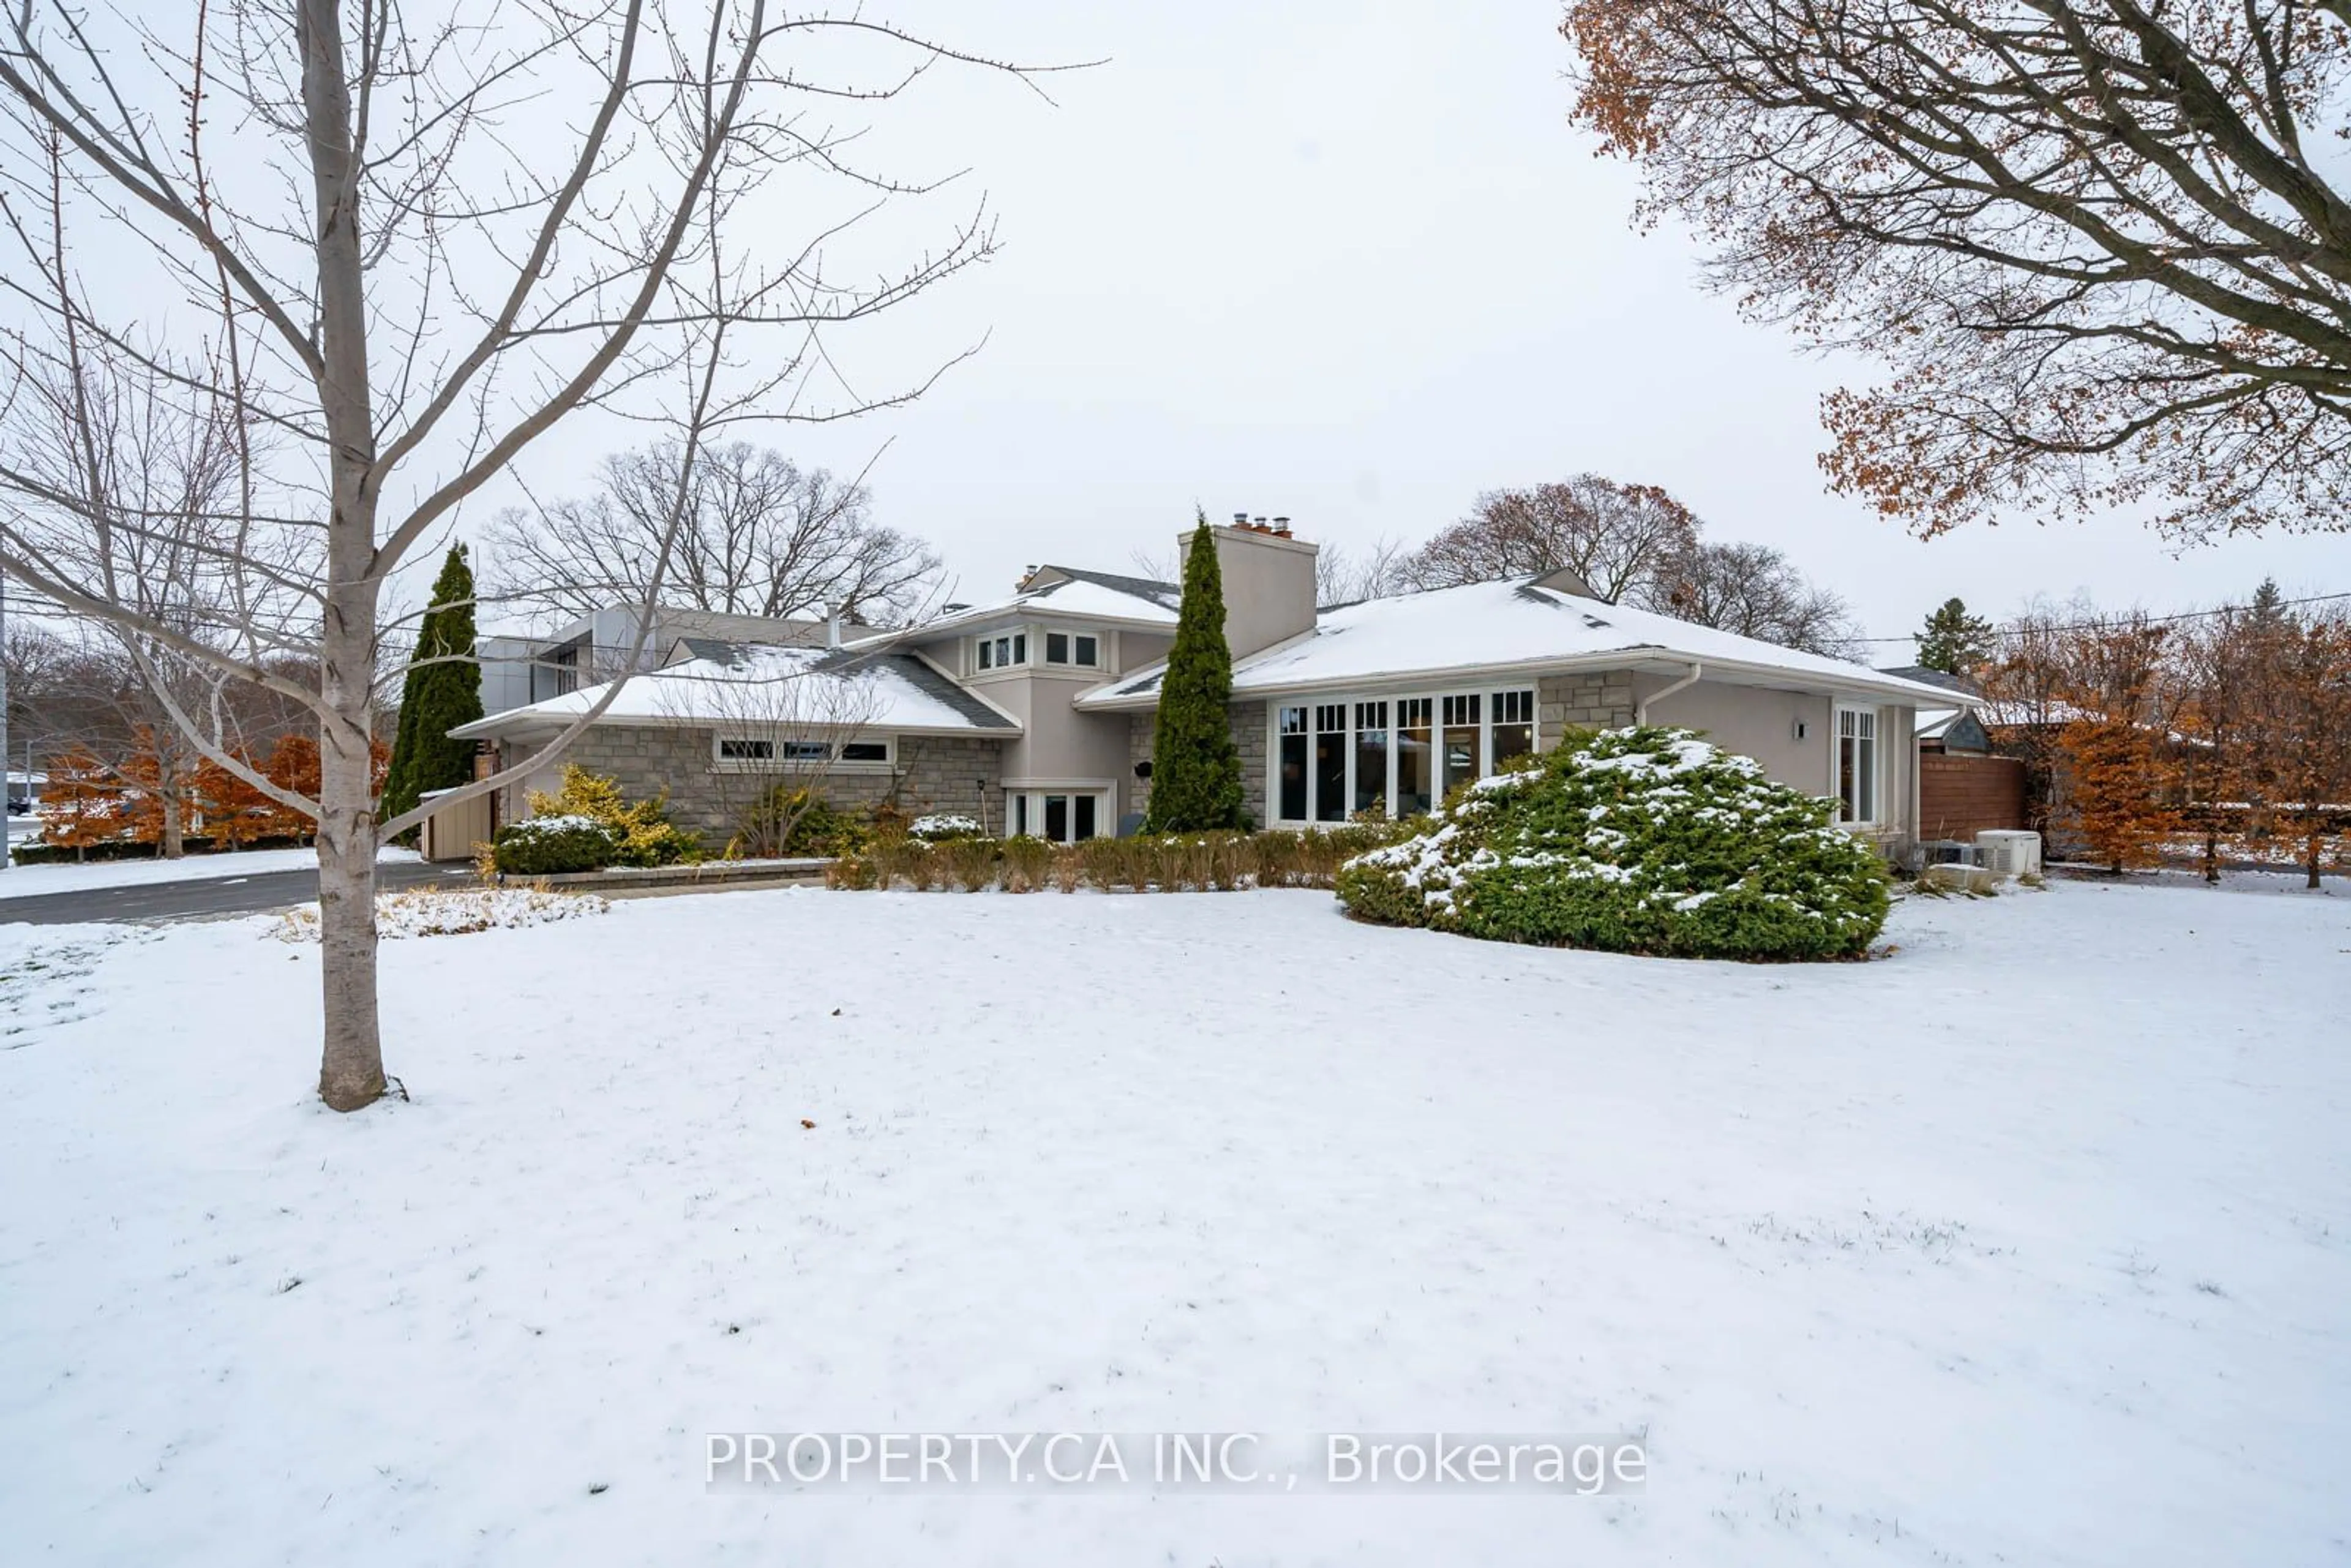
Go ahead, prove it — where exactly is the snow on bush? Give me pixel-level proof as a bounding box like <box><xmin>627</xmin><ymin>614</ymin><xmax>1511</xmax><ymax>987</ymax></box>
<box><xmin>489</xmin><ymin>812</ymin><xmax>617</xmax><ymax>876</ymax></box>
<box><xmin>1336</xmin><ymin>726</ymin><xmax>1891</xmax><ymax>960</ymax></box>
<box><xmin>276</xmin><ymin>887</ymin><xmax>610</xmax><ymax>941</ymax></box>
<box><xmin>909</xmin><ymin>812</ymin><xmax>984</xmax><ymax>842</ymax></box>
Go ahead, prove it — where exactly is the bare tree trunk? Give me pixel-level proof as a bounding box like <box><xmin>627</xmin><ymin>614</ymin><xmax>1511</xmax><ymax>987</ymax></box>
<box><xmin>159</xmin><ymin>775</ymin><xmax>184</xmax><ymax>859</ymax></box>
<box><xmin>304</xmin><ymin>0</ymin><xmax>383</xmax><ymax>1113</ymax></box>
<box><xmin>2308</xmin><ymin>826</ymin><xmax>2323</xmax><ymax>891</ymax></box>
<box><xmin>316</xmin><ymin>593</ymin><xmax>383</xmax><ymax>1111</ymax></box>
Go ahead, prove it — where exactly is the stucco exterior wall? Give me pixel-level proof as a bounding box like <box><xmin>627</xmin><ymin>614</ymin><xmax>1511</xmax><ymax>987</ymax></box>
<box><xmin>508</xmin><ymin>726</ymin><xmax>1005</xmax><ymax>849</ymax></box>
<box><xmin>1640</xmin><ymin>678</ymin><xmax>1834</xmax><ymax>797</ymax></box>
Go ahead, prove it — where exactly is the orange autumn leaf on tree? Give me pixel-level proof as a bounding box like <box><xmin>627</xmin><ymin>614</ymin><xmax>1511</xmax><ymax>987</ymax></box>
<box><xmin>38</xmin><ymin>745</ymin><xmax>127</xmax><ymax>851</ymax></box>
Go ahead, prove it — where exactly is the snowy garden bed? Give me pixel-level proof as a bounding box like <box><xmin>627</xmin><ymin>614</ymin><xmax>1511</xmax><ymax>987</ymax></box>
<box><xmin>0</xmin><ymin>879</ymin><xmax>2344</xmax><ymax>1564</ymax></box>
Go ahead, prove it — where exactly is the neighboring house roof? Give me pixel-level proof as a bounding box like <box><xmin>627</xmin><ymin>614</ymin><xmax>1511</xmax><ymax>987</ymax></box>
<box><xmin>1078</xmin><ymin>576</ymin><xmax>1968</xmax><ymax>709</ymax></box>
<box><xmin>1916</xmin><ymin>707</ymin><xmax>1993</xmax><ymax>752</ymax></box>
<box><xmin>849</xmin><ymin>566</ymin><xmax>1180</xmax><ymax>648</ymax></box>
<box><xmin>1876</xmin><ymin>665</ymin><xmax>1984</xmax><ymax>697</ymax></box>
<box><xmin>452</xmin><ymin>643</ymin><xmax>1020</xmax><ymax>739</ymax></box>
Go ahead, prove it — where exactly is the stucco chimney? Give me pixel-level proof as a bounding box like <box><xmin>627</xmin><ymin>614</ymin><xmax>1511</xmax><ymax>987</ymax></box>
<box><xmin>826</xmin><ymin>607</ymin><xmax>842</xmax><ymax>650</ymax></box>
<box><xmin>1177</xmin><ymin>516</ymin><xmax>1319</xmax><ymax>658</ymax></box>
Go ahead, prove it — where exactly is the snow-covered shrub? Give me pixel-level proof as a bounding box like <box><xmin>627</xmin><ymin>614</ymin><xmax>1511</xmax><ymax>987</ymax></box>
<box><xmin>1335</xmin><ymin>727</ymin><xmax>1891</xmax><ymax>960</ymax></box>
<box><xmin>523</xmin><ymin>765</ymin><xmax>696</xmax><ymax>867</ymax></box>
<box><xmin>276</xmin><ymin>887</ymin><xmax>610</xmax><ymax>940</ymax></box>
<box><xmin>910</xmin><ymin>812</ymin><xmax>984</xmax><ymax>842</ymax></box>
<box><xmin>490</xmin><ymin>813</ymin><xmax>617</xmax><ymax>876</ymax></box>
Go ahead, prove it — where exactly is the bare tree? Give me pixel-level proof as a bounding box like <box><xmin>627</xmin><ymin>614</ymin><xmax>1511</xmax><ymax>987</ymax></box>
<box><xmin>1646</xmin><ymin>541</ymin><xmax>1864</xmax><ymax>657</ymax></box>
<box><xmin>1314</xmin><ymin>535</ymin><xmax>1412</xmax><ymax>606</ymax></box>
<box><xmin>1400</xmin><ymin>478</ymin><xmax>1701</xmax><ymax>602</ymax></box>
<box><xmin>487</xmin><ymin>440</ymin><xmax>942</xmax><ymax>627</ymax></box>
<box><xmin>0</xmin><ymin>0</ymin><xmax>1063</xmax><ymax>1109</ymax></box>
<box><xmin>1566</xmin><ymin>0</ymin><xmax>2351</xmax><ymax>543</ymax></box>
<box><xmin>663</xmin><ymin>646</ymin><xmax>888</xmax><ymax>855</ymax></box>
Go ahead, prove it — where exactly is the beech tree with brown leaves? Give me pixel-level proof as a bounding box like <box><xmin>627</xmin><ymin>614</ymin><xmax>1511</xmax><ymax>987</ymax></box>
<box><xmin>1565</xmin><ymin>0</ymin><xmax>2351</xmax><ymax>542</ymax></box>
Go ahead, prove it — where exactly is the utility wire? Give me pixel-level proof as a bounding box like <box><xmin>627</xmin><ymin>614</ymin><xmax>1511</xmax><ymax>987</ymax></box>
<box><xmin>1852</xmin><ymin>590</ymin><xmax>2351</xmax><ymax>647</ymax></box>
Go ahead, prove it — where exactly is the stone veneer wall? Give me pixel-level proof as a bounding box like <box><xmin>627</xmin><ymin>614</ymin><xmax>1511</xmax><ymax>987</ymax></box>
<box><xmin>1125</xmin><ymin>702</ymin><xmax>1267</xmax><ymax>826</ymax></box>
<box><xmin>556</xmin><ymin>725</ymin><xmax>1003</xmax><ymax>848</ymax></box>
<box><xmin>1539</xmin><ymin>670</ymin><xmax>1637</xmax><ymax>744</ymax></box>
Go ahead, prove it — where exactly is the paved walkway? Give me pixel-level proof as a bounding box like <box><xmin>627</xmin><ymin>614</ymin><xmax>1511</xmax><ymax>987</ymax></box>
<box><xmin>0</xmin><ymin>858</ymin><xmax>478</xmax><ymax>926</ymax></box>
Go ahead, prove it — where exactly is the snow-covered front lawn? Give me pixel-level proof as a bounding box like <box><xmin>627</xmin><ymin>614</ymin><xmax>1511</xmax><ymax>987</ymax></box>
<box><xmin>1</xmin><ymin>880</ymin><xmax>2345</xmax><ymax>1564</ymax></box>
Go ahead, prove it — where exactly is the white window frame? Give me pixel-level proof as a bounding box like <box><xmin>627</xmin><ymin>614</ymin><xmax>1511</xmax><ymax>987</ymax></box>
<box><xmin>974</xmin><ymin>630</ymin><xmax>1029</xmax><ymax>674</ymax></box>
<box><xmin>711</xmin><ymin>730</ymin><xmax>896</xmax><ymax>774</ymax></box>
<box><xmin>1041</xmin><ymin>628</ymin><xmax>1103</xmax><ymax>670</ymax></box>
<box><xmin>1265</xmin><ymin>686</ymin><xmax>1537</xmax><ymax>827</ymax></box>
<box><xmin>1005</xmin><ymin>783</ymin><xmax>1111</xmax><ymax>844</ymax></box>
<box><xmin>1834</xmin><ymin>704</ymin><xmax>1880</xmax><ymax>827</ymax></box>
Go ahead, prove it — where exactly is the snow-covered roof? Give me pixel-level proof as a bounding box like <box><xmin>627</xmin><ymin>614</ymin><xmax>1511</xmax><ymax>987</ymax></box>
<box><xmin>1079</xmin><ymin>577</ymin><xmax>1970</xmax><ymax>709</ymax></box>
<box><xmin>852</xmin><ymin>566</ymin><xmax>1179</xmax><ymax>649</ymax></box>
<box><xmin>452</xmin><ymin>643</ymin><xmax>1018</xmax><ymax>738</ymax></box>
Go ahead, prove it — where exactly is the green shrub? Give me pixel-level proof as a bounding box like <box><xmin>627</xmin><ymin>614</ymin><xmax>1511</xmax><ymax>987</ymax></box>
<box><xmin>527</xmin><ymin>765</ymin><xmax>696</xmax><ymax>866</ymax></box>
<box><xmin>1335</xmin><ymin>727</ymin><xmax>1891</xmax><ymax>961</ymax></box>
<box><xmin>943</xmin><ymin>836</ymin><xmax>999</xmax><ymax>891</ymax></box>
<box><xmin>740</xmin><ymin>786</ymin><xmax>868</xmax><ymax>858</ymax></box>
<box><xmin>999</xmin><ymin>834</ymin><xmax>1055</xmax><ymax>892</ymax></box>
<box><xmin>1078</xmin><ymin>835</ymin><xmax>1139</xmax><ymax>890</ymax></box>
<box><xmin>490</xmin><ymin>814</ymin><xmax>619</xmax><ymax>876</ymax></box>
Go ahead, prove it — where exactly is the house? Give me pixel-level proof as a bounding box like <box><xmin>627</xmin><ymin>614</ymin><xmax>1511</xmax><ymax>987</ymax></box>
<box><xmin>452</xmin><ymin>518</ymin><xmax>1967</xmax><ymax>853</ymax></box>
<box><xmin>476</xmin><ymin>606</ymin><xmax>862</xmax><ymax>714</ymax></box>
<box><xmin>1877</xmin><ymin>666</ymin><xmax>2025</xmax><ymax>843</ymax></box>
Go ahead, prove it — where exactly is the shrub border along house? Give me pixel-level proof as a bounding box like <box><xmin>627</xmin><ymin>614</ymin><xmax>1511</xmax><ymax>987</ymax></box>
<box><xmin>1334</xmin><ymin>726</ymin><xmax>1891</xmax><ymax>961</ymax></box>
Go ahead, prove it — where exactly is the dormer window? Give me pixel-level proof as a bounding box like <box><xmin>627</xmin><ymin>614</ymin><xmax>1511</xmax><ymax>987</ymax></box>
<box><xmin>976</xmin><ymin>632</ymin><xmax>1027</xmax><ymax>671</ymax></box>
<box><xmin>1043</xmin><ymin>629</ymin><xmax>1100</xmax><ymax>669</ymax></box>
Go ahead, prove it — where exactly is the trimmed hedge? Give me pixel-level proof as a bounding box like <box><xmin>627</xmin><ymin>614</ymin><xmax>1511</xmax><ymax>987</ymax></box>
<box><xmin>10</xmin><ymin>833</ymin><xmax>314</xmax><ymax>865</ymax></box>
<box><xmin>1335</xmin><ymin>726</ymin><xmax>1890</xmax><ymax>961</ymax></box>
<box><xmin>828</xmin><ymin>823</ymin><xmax>1418</xmax><ymax>894</ymax></box>
<box><xmin>490</xmin><ymin>814</ymin><xmax>618</xmax><ymax>876</ymax></box>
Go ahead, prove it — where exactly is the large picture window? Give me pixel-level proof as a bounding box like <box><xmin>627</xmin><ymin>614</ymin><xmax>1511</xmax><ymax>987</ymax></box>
<box><xmin>1395</xmin><ymin>699</ymin><xmax>1433</xmax><ymax>816</ymax></box>
<box><xmin>1278</xmin><ymin>705</ymin><xmax>1310</xmax><ymax>822</ymax></box>
<box><xmin>1441</xmin><ymin>694</ymin><xmax>1481</xmax><ymax>800</ymax></box>
<box><xmin>1314</xmin><ymin>703</ymin><xmax>1348</xmax><ymax>823</ymax></box>
<box><xmin>1837</xmin><ymin>706</ymin><xmax>1878</xmax><ymax>825</ymax></box>
<box><xmin>1353</xmin><ymin>701</ymin><xmax>1389</xmax><ymax>816</ymax></box>
<box><xmin>1492</xmin><ymin>689</ymin><xmax>1534</xmax><ymax>765</ymax></box>
<box><xmin>1269</xmin><ymin>688</ymin><xmax>1537</xmax><ymax>825</ymax></box>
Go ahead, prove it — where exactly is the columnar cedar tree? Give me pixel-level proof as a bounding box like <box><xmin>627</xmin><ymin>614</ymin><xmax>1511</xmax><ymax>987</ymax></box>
<box><xmin>1144</xmin><ymin>514</ymin><xmax>1247</xmax><ymax>832</ymax></box>
<box><xmin>380</xmin><ymin>546</ymin><xmax>485</xmax><ymax>836</ymax></box>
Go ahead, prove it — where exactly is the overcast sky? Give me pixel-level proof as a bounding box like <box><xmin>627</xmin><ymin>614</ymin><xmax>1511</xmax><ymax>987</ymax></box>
<box><xmin>493</xmin><ymin>0</ymin><xmax>2350</xmax><ymax>658</ymax></box>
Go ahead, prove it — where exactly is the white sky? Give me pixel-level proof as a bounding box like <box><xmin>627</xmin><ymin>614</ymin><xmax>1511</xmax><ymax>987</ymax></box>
<box><xmin>466</xmin><ymin>0</ymin><xmax>2350</xmax><ymax>657</ymax></box>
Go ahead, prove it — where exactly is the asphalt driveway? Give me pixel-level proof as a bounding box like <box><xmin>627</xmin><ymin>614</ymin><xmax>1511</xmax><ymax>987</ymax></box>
<box><xmin>0</xmin><ymin>858</ymin><xmax>477</xmax><ymax>926</ymax></box>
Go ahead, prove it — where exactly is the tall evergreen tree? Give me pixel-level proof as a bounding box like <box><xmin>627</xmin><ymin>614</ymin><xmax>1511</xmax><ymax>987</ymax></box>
<box><xmin>1144</xmin><ymin>514</ymin><xmax>1247</xmax><ymax>832</ymax></box>
<box><xmin>1916</xmin><ymin>596</ymin><xmax>1995</xmax><ymax>675</ymax></box>
<box><xmin>2248</xmin><ymin>576</ymin><xmax>2287</xmax><ymax>631</ymax></box>
<box><xmin>380</xmin><ymin>545</ymin><xmax>485</xmax><ymax>838</ymax></box>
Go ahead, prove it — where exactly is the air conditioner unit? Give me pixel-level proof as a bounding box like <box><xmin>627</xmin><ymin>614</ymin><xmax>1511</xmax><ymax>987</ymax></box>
<box><xmin>1976</xmin><ymin>830</ymin><xmax>2042</xmax><ymax>879</ymax></box>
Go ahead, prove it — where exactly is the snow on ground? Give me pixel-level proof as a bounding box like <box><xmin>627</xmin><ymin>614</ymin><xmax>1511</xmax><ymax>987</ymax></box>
<box><xmin>0</xmin><ymin>880</ymin><xmax>2345</xmax><ymax>1566</ymax></box>
<box><xmin>0</xmin><ymin>844</ymin><xmax>421</xmax><ymax>900</ymax></box>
